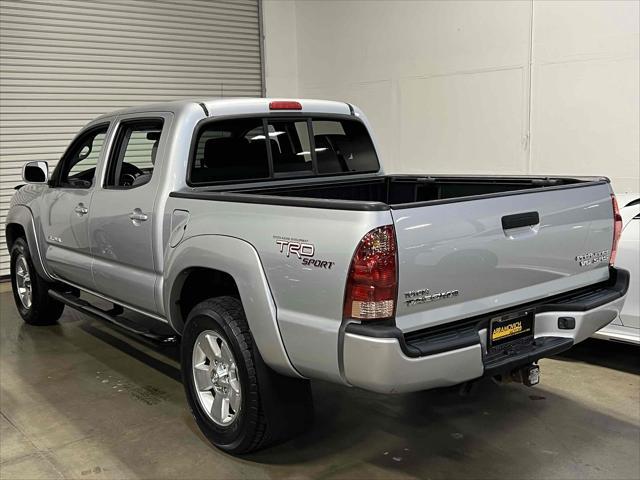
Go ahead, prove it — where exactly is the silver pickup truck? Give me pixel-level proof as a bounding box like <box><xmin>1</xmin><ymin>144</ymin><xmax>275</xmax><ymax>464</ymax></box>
<box><xmin>6</xmin><ymin>98</ymin><xmax>629</xmax><ymax>454</ymax></box>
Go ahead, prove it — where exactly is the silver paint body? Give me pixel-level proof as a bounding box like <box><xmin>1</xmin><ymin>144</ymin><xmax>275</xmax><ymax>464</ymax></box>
<box><xmin>393</xmin><ymin>184</ymin><xmax>615</xmax><ymax>333</ymax></box>
<box><xmin>6</xmin><ymin>98</ymin><xmax>627</xmax><ymax>391</ymax></box>
<box><xmin>344</xmin><ymin>294</ymin><xmax>626</xmax><ymax>393</ymax></box>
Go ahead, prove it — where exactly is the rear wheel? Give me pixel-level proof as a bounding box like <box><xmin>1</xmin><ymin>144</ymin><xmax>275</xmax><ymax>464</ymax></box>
<box><xmin>191</xmin><ymin>329</ymin><xmax>243</xmax><ymax>426</ymax></box>
<box><xmin>181</xmin><ymin>296</ymin><xmax>313</xmax><ymax>454</ymax></box>
<box><xmin>10</xmin><ymin>237</ymin><xmax>64</xmax><ymax>325</ymax></box>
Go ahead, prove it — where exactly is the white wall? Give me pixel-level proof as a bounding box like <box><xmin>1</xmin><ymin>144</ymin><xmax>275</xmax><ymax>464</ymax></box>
<box><xmin>263</xmin><ymin>0</ymin><xmax>639</xmax><ymax>193</ymax></box>
<box><xmin>531</xmin><ymin>1</ymin><xmax>639</xmax><ymax>193</ymax></box>
<box><xmin>263</xmin><ymin>0</ymin><xmax>299</xmax><ymax>97</ymax></box>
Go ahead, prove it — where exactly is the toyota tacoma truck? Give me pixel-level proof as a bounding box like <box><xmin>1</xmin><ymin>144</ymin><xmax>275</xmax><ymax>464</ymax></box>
<box><xmin>6</xmin><ymin>98</ymin><xmax>629</xmax><ymax>454</ymax></box>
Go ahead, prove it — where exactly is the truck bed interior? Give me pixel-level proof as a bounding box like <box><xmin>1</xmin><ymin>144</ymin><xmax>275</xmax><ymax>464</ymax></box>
<box><xmin>228</xmin><ymin>175</ymin><xmax>594</xmax><ymax>207</ymax></box>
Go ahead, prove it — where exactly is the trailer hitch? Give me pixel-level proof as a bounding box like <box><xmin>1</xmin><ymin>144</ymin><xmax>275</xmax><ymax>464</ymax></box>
<box><xmin>493</xmin><ymin>363</ymin><xmax>540</xmax><ymax>387</ymax></box>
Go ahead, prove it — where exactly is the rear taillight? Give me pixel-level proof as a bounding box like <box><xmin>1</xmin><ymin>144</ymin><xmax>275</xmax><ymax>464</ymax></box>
<box><xmin>343</xmin><ymin>225</ymin><xmax>398</xmax><ymax>320</ymax></box>
<box><xmin>610</xmin><ymin>194</ymin><xmax>623</xmax><ymax>265</ymax></box>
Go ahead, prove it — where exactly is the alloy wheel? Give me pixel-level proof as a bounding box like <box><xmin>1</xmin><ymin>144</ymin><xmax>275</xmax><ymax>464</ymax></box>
<box><xmin>192</xmin><ymin>330</ymin><xmax>242</xmax><ymax>425</ymax></box>
<box><xmin>15</xmin><ymin>254</ymin><xmax>32</xmax><ymax>309</ymax></box>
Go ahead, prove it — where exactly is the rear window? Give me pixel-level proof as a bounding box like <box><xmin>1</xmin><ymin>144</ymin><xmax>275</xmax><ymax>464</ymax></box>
<box><xmin>189</xmin><ymin>116</ymin><xmax>379</xmax><ymax>185</ymax></box>
<box><xmin>190</xmin><ymin>118</ymin><xmax>270</xmax><ymax>183</ymax></box>
<box><xmin>266</xmin><ymin>120</ymin><xmax>313</xmax><ymax>175</ymax></box>
<box><xmin>312</xmin><ymin>119</ymin><xmax>379</xmax><ymax>174</ymax></box>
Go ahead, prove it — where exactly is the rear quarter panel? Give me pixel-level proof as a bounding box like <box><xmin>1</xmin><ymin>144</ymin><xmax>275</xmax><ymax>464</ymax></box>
<box><xmin>163</xmin><ymin>197</ymin><xmax>392</xmax><ymax>382</ymax></box>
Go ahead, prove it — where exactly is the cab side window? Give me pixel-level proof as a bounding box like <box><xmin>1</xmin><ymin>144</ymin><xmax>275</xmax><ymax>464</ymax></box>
<box><xmin>105</xmin><ymin>120</ymin><xmax>163</xmax><ymax>188</ymax></box>
<box><xmin>56</xmin><ymin>126</ymin><xmax>108</xmax><ymax>189</ymax></box>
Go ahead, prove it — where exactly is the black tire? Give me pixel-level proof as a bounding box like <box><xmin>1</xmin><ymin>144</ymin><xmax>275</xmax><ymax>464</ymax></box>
<box><xmin>10</xmin><ymin>237</ymin><xmax>65</xmax><ymax>325</ymax></box>
<box><xmin>181</xmin><ymin>296</ymin><xmax>313</xmax><ymax>454</ymax></box>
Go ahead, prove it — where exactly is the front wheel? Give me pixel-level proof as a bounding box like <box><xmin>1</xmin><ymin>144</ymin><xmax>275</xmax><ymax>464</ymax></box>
<box><xmin>181</xmin><ymin>296</ymin><xmax>313</xmax><ymax>454</ymax></box>
<box><xmin>10</xmin><ymin>237</ymin><xmax>64</xmax><ymax>325</ymax></box>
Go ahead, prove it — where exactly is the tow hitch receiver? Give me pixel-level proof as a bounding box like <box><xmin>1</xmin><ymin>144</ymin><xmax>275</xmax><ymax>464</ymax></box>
<box><xmin>522</xmin><ymin>364</ymin><xmax>540</xmax><ymax>386</ymax></box>
<box><xmin>494</xmin><ymin>363</ymin><xmax>540</xmax><ymax>387</ymax></box>
<box><xmin>512</xmin><ymin>364</ymin><xmax>540</xmax><ymax>386</ymax></box>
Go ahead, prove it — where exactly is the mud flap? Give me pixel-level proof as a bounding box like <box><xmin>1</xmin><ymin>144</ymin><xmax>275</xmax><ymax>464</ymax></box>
<box><xmin>253</xmin><ymin>348</ymin><xmax>314</xmax><ymax>447</ymax></box>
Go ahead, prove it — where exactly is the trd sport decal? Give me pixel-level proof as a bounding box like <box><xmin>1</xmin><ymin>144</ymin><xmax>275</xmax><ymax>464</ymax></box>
<box><xmin>274</xmin><ymin>235</ymin><xmax>335</xmax><ymax>270</ymax></box>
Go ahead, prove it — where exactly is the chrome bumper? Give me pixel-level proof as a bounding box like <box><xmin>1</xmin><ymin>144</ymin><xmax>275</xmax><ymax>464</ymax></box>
<box><xmin>343</xmin><ymin>333</ymin><xmax>483</xmax><ymax>393</ymax></box>
<box><xmin>533</xmin><ymin>294</ymin><xmax>626</xmax><ymax>343</ymax></box>
<box><xmin>343</xmin><ymin>292</ymin><xmax>627</xmax><ymax>394</ymax></box>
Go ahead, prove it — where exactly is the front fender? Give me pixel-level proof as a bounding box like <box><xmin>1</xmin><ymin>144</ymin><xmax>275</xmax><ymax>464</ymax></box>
<box><xmin>5</xmin><ymin>205</ymin><xmax>53</xmax><ymax>282</ymax></box>
<box><xmin>163</xmin><ymin>234</ymin><xmax>303</xmax><ymax>378</ymax></box>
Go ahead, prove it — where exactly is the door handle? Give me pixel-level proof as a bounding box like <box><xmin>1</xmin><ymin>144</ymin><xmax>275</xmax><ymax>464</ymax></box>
<box><xmin>74</xmin><ymin>204</ymin><xmax>88</xmax><ymax>216</ymax></box>
<box><xmin>502</xmin><ymin>211</ymin><xmax>540</xmax><ymax>230</ymax></box>
<box><xmin>129</xmin><ymin>209</ymin><xmax>148</xmax><ymax>223</ymax></box>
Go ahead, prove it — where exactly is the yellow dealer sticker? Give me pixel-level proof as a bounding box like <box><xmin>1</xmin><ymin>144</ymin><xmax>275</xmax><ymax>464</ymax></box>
<box><xmin>489</xmin><ymin>310</ymin><xmax>534</xmax><ymax>348</ymax></box>
<box><xmin>492</xmin><ymin>321</ymin><xmax>524</xmax><ymax>341</ymax></box>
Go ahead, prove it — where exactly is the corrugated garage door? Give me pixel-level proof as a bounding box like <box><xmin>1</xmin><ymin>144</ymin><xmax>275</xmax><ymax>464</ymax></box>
<box><xmin>0</xmin><ymin>0</ymin><xmax>264</xmax><ymax>276</ymax></box>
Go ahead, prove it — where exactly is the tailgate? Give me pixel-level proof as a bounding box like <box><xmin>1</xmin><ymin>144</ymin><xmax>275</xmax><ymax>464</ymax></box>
<box><xmin>393</xmin><ymin>182</ymin><xmax>614</xmax><ymax>332</ymax></box>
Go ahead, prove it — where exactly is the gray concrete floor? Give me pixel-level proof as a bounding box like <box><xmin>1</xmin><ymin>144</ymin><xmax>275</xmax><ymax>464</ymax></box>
<box><xmin>0</xmin><ymin>289</ymin><xmax>639</xmax><ymax>480</ymax></box>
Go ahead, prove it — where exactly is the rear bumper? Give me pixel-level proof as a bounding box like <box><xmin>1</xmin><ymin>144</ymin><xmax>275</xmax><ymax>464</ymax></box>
<box><xmin>342</xmin><ymin>268</ymin><xmax>629</xmax><ymax>393</ymax></box>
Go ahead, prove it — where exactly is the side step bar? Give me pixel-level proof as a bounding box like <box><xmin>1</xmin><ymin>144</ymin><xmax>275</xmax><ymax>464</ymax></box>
<box><xmin>49</xmin><ymin>290</ymin><xmax>178</xmax><ymax>344</ymax></box>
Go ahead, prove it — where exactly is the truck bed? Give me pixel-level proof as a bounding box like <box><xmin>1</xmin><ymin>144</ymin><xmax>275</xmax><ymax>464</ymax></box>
<box><xmin>170</xmin><ymin>173</ymin><xmax>614</xmax><ymax>334</ymax></box>
<box><xmin>225</xmin><ymin>175</ymin><xmax>603</xmax><ymax>208</ymax></box>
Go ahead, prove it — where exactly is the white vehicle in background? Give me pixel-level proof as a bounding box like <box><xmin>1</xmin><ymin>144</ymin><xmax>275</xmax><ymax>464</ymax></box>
<box><xmin>594</xmin><ymin>194</ymin><xmax>640</xmax><ymax>345</ymax></box>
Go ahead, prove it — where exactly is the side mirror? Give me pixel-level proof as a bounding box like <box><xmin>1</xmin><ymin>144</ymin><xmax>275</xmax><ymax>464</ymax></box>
<box><xmin>22</xmin><ymin>161</ymin><xmax>49</xmax><ymax>184</ymax></box>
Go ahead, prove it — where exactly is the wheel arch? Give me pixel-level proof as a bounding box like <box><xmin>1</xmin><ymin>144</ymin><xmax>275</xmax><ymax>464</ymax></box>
<box><xmin>170</xmin><ymin>266</ymin><xmax>240</xmax><ymax>333</ymax></box>
<box><xmin>164</xmin><ymin>234</ymin><xmax>303</xmax><ymax>379</ymax></box>
<box><xmin>5</xmin><ymin>205</ymin><xmax>53</xmax><ymax>281</ymax></box>
<box><xmin>5</xmin><ymin>223</ymin><xmax>26</xmax><ymax>251</ymax></box>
